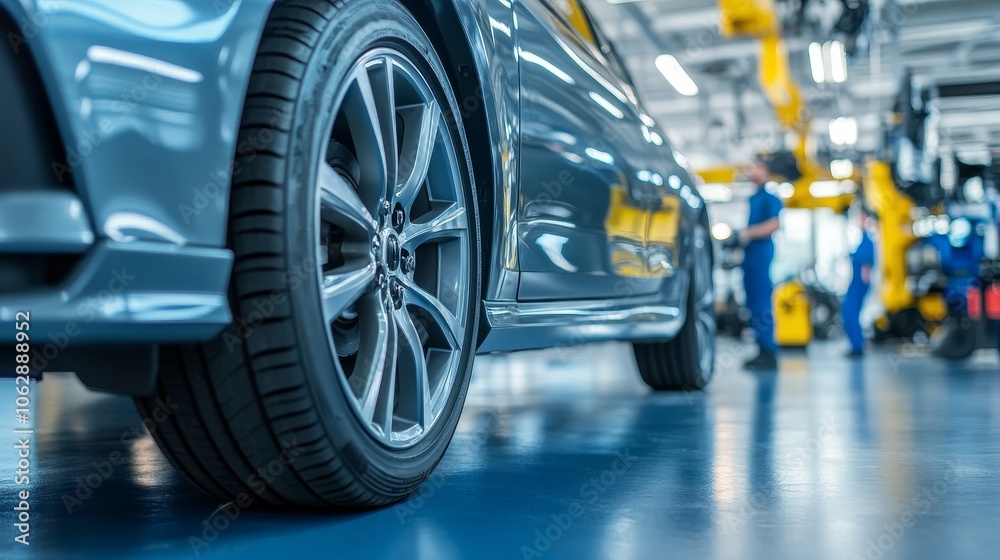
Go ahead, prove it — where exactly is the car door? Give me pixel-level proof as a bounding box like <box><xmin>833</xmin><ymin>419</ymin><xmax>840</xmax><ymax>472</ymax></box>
<box><xmin>514</xmin><ymin>0</ymin><xmax>664</xmax><ymax>301</ymax></box>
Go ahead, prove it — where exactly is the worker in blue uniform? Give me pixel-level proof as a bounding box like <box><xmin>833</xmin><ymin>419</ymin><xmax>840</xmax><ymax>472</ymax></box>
<box><xmin>739</xmin><ymin>160</ymin><xmax>783</xmax><ymax>370</ymax></box>
<box><xmin>843</xmin><ymin>211</ymin><xmax>876</xmax><ymax>358</ymax></box>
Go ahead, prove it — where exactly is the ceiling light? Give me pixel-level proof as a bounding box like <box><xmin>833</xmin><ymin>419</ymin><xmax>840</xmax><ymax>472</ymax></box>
<box><xmin>830</xmin><ymin>159</ymin><xmax>854</xmax><ymax>179</ymax></box>
<box><xmin>700</xmin><ymin>184</ymin><xmax>734</xmax><ymax>203</ymax></box>
<box><xmin>655</xmin><ymin>54</ymin><xmax>699</xmax><ymax>96</ymax></box>
<box><xmin>829</xmin><ymin>40</ymin><xmax>847</xmax><ymax>83</ymax></box>
<box><xmin>711</xmin><ymin>223</ymin><xmax>733</xmax><ymax>240</ymax></box>
<box><xmin>809</xmin><ymin>180</ymin><xmax>845</xmax><ymax>198</ymax></box>
<box><xmin>809</xmin><ymin>42</ymin><xmax>825</xmax><ymax>84</ymax></box>
<box><xmin>829</xmin><ymin>117</ymin><xmax>858</xmax><ymax>146</ymax></box>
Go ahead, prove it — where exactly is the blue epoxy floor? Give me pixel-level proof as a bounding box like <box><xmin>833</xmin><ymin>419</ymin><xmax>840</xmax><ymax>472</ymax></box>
<box><xmin>3</xmin><ymin>340</ymin><xmax>1000</xmax><ymax>560</ymax></box>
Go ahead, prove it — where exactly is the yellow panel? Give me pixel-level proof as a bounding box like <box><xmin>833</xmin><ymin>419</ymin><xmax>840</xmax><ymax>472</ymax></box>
<box><xmin>759</xmin><ymin>35</ymin><xmax>804</xmax><ymax>131</ymax></box>
<box><xmin>548</xmin><ymin>0</ymin><xmax>596</xmax><ymax>45</ymax></box>
<box><xmin>647</xmin><ymin>196</ymin><xmax>680</xmax><ymax>246</ymax></box>
<box><xmin>719</xmin><ymin>0</ymin><xmax>778</xmax><ymax>38</ymax></box>
<box><xmin>916</xmin><ymin>295</ymin><xmax>948</xmax><ymax>323</ymax></box>
<box><xmin>774</xmin><ymin>280</ymin><xmax>812</xmax><ymax>347</ymax></box>
<box><xmin>695</xmin><ymin>167</ymin><xmax>739</xmax><ymax>184</ymax></box>
<box><xmin>605</xmin><ymin>186</ymin><xmax>646</xmax><ymax>244</ymax></box>
<box><xmin>864</xmin><ymin>160</ymin><xmax>916</xmax><ymax>314</ymax></box>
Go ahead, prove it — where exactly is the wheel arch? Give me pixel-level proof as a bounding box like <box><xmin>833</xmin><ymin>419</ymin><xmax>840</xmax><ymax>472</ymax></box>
<box><xmin>404</xmin><ymin>0</ymin><xmax>519</xmax><ymax>304</ymax></box>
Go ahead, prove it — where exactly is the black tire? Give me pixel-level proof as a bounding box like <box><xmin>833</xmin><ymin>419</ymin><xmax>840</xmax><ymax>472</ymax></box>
<box><xmin>136</xmin><ymin>0</ymin><xmax>480</xmax><ymax>508</ymax></box>
<box><xmin>931</xmin><ymin>316</ymin><xmax>977</xmax><ymax>360</ymax></box>
<box><xmin>633</xmin><ymin>225</ymin><xmax>716</xmax><ymax>391</ymax></box>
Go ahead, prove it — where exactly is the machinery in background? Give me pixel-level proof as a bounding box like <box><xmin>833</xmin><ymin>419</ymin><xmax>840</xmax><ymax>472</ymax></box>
<box><xmin>774</xmin><ymin>280</ymin><xmax>812</xmax><ymax>347</ymax></box>
<box><xmin>865</xmin><ymin>159</ymin><xmax>948</xmax><ymax>343</ymax></box>
<box><xmin>969</xmin><ymin>256</ymin><xmax>1000</xmax><ymax>358</ymax></box>
<box><xmin>704</xmin><ymin>0</ymin><xmax>854</xmax><ymax>214</ymax></box>
<box><xmin>867</xmin><ymin>72</ymin><xmax>1000</xmax><ymax>357</ymax></box>
<box><xmin>711</xmin><ymin>220</ymin><xmax>841</xmax><ymax>345</ymax></box>
<box><xmin>924</xmin><ymin>160</ymin><xmax>1000</xmax><ymax>358</ymax></box>
<box><xmin>713</xmin><ymin>225</ymin><xmax>751</xmax><ymax>338</ymax></box>
<box><xmin>801</xmin><ymin>267</ymin><xmax>842</xmax><ymax>340</ymax></box>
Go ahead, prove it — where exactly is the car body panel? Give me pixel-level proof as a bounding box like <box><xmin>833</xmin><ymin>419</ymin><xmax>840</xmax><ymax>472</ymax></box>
<box><xmin>510</xmin><ymin>0</ymin><xmax>702</xmax><ymax>308</ymax></box>
<box><xmin>446</xmin><ymin>0</ymin><xmax>522</xmax><ymax>302</ymax></box>
<box><xmin>2</xmin><ymin>0</ymin><xmax>274</xmax><ymax>248</ymax></box>
<box><xmin>0</xmin><ymin>0</ymin><xmax>707</xmax><ymax>360</ymax></box>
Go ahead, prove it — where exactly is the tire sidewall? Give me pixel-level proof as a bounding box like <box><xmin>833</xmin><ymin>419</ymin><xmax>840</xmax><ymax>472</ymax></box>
<box><xmin>687</xmin><ymin>224</ymin><xmax>715</xmax><ymax>384</ymax></box>
<box><xmin>277</xmin><ymin>0</ymin><xmax>480</xmax><ymax>488</ymax></box>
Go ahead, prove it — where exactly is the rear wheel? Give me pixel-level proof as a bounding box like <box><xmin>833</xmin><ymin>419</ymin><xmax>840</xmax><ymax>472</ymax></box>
<box><xmin>136</xmin><ymin>0</ymin><xmax>480</xmax><ymax>507</ymax></box>
<box><xmin>633</xmin><ymin>225</ymin><xmax>716</xmax><ymax>391</ymax></box>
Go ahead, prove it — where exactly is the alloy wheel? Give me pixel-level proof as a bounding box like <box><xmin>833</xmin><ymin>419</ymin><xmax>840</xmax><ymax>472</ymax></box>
<box><xmin>315</xmin><ymin>48</ymin><xmax>471</xmax><ymax>448</ymax></box>
<box><xmin>693</xmin><ymin>227</ymin><xmax>717</xmax><ymax>376</ymax></box>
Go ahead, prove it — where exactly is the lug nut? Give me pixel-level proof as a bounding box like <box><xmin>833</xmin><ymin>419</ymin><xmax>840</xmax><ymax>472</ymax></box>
<box><xmin>401</xmin><ymin>253</ymin><xmax>415</xmax><ymax>274</ymax></box>
<box><xmin>392</xmin><ymin>205</ymin><xmax>405</xmax><ymax>230</ymax></box>
<box><xmin>390</xmin><ymin>280</ymin><xmax>404</xmax><ymax>308</ymax></box>
<box><xmin>380</xmin><ymin>199</ymin><xmax>392</xmax><ymax>217</ymax></box>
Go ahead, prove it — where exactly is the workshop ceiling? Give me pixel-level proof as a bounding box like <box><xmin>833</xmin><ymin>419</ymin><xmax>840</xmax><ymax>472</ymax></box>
<box><xmin>585</xmin><ymin>0</ymin><xmax>1000</xmax><ymax>169</ymax></box>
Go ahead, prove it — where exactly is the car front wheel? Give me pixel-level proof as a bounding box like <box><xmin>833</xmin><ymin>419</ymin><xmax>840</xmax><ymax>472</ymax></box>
<box><xmin>136</xmin><ymin>0</ymin><xmax>480</xmax><ymax>508</ymax></box>
<box><xmin>633</xmin><ymin>224</ymin><xmax>716</xmax><ymax>391</ymax></box>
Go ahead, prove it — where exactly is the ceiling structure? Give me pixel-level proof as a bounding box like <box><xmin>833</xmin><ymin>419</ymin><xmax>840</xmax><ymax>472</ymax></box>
<box><xmin>584</xmin><ymin>0</ymin><xmax>1000</xmax><ymax>171</ymax></box>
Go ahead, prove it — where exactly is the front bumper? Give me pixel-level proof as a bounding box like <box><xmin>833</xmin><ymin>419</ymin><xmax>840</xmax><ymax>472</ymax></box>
<box><xmin>0</xmin><ymin>240</ymin><xmax>232</xmax><ymax>345</ymax></box>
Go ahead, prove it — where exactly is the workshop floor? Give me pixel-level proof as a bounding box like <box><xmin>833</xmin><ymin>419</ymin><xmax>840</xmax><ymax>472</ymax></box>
<box><xmin>3</xmin><ymin>340</ymin><xmax>1000</xmax><ymax>560</ymax></box>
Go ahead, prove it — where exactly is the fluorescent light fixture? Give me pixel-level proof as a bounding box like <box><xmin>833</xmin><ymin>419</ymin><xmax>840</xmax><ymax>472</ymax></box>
<box><xmin>830</xmin><ymin>159</ymin><xmax>854</xmax><ymax>179</ymax></box>
<box><xmin>830</xmin><ymin>40</ymin><xmax>847</xmax><ymax>83</ymax></box>
<box><xmin>655</xmin><ymin>54</ymin><xmax>699</xmax><ymax>96</ymax></box>
<box><xmin>700</xmin><ymin>184</ymin><xmax>734</xmax><ymax>203</ymax></box>
<box><xmin>809</xmin><ymin>180</ymin><xmax>846</xmax><ymax>198</ymax></box>
<box><xmin>829</xmin><ymin>117</ymin><xmax>858</xmax><ymax>146</ymax></box>
<box><xmin>777</xmin><ymin>182</ymin><xmax>796</xmax><ymax>199</ymax></box>
<box><xmin>809</xmin><ymin>42</ymin><xmax>825</xmax><ymax>83</ymax></box>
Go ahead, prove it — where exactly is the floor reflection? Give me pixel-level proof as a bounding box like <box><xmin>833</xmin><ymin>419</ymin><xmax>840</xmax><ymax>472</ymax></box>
<box><xmin>2</xmin><ymin>341</ymin><xmax>1000</xmax><ymax>559</ymax></box>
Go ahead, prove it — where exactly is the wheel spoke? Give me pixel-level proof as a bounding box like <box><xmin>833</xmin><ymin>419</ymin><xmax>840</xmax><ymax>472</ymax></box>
<box><xmin>399</xmin><ymin>276</ymin><xmax>463</xmax><ymax>349</ymax></box>
<box><xmin>367</xmin><ymin>56</ymin><xmax>398</xmax><ymax>196</ymax></box>
<box><xmin>394</xmin><ymin>307</ymin><xmax>431</xmax><ymax>428</ymax></box>
<box><xmin>371</xmin><ymin>297</ymin><xmax>398</xmax><ymax>437</ymax></box>
<box><xmin>318</xmin><ymin>163</ymin><xmax>377</xmax><ymax>235</ymax></box>
<box><xmin>350</xmin><ymin>293</ymin><xmax>394</xmax><ymax>424</ymax></box>
<box><xmin>395</xmin><ymin>101</ymin><xmax>441</xmax><ymax>209</ymax></box>
<box><xmin>321</xmin><ymin>262</ymin><xmax>376</xmax><ymax>323</ymax></box>
<box><xmin>343</xmin><ymin>64</ymin><xmax>389</xmax><ymax>200</ymax></box>
<box><xmin>401</xmin><ymin>202</ymin><xmax>468</xmax><ymax>249</ymax></box>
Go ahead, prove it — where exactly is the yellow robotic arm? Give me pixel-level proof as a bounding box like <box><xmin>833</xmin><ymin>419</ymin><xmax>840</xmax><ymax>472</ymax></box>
<box><xmin>708</xmin><ymin>0</ymin><xmax>851</xmax><ymax>213</ymax></box>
